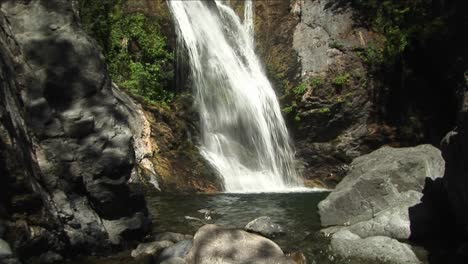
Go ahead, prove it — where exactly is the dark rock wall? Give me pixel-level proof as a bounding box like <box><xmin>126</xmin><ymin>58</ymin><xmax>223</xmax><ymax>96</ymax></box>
<box><xmin>0</xmin><ymin>0</ymin><xmax>149</xmax><ymax>260</ymax></box>
<box><xmin>442</xmin><ymin>90</ymin><xmax>468</xmax><ymax>244</ymax></box>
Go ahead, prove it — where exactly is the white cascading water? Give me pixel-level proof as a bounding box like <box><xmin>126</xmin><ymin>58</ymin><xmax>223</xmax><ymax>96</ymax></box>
<box><xmin>169</xmin><ymin>0</ymin><xmax>305</xmax><ymax>193</ymax></box>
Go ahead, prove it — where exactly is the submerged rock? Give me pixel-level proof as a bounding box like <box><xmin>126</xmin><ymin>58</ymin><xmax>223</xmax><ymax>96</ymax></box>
<box><xmin>131</xmin><ymin>240</ymin><xmax>173</xmax><ymax>258</ymax></box>
<box><xmin>245</xmin><ymin>216</ymin><xmax>285</xmax><ymax>238</ymax></box>
<box><xmin>156</xmin><ymin>240</ymin><xmax>192</xmax><ymax>263</ymax></box>
<box><xmin>185</xmin><ymin>224</ymin><xmax>294</xmax><ymax>264</ymax></box>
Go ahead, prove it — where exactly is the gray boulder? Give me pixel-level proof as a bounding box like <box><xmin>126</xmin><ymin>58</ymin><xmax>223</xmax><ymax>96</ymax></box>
<box><xmin>0</xmin><ymin>239</ymin><xmax>12</xmax><ymax>258</ymax></box>
<box><xmin>131</xmin><ymin>240</ymin><xmax>173</xmax><ymax>258</ymax></box>
<box><xmin>329</xmin><ymin>230</ymin><xmax>421</xmax><ymax>264</ymax></box>
<box><xmin>321</xmin><ymin>190</ymin><xmax>423</xmax><ymax>240</ymax></box>
<box><xmin>319</xmin><ymin>145</ymin><xmax>444</xmax><ymax>227</ymax></box>
<box><xmin>185</xmin><ymin>224</ymin><xmax>295</xmax><ymax>264</ymax></box>
<box><xmin>245</xmin><ymin>216</ymin><xmax>285</xmax><ymax>238</ymax></box>
<box><xmin>156</xmin><ymin>240</ymin><xmax>192</xmax><ymax>263</ymax></box>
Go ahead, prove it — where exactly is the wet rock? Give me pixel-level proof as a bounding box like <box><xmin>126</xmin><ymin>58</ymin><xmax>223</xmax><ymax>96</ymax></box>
<box><xmin>329</xmin><ymin>230</ymin><xmax>422</xmax><ymax>264</ymax></box>
<box><xmin>245</xmin><ymin>216</ymin><xmax>285</xmax><ymax>238</ymax></box>
<box><xmin>185</xmin><ymin>224</ymin><xmax>294</xmax><ymax>264</ymax></box>
<box><xmin>131</xmin><ymin>240</ymin><xmax>173</xmax><ymax>258</ymax></box>
<box><xmin>0</xmin><ymin>239</ymin><xmax>13</xmax><ymax>258</ymax></box>
<box><xmin>319</xmin><ymin>145</ymin><xmax>444</xmax><ymax>227</ymax></box>
<box><xmin>154</xmin><ymin>232</ymin><xmax>192</xmax><ymax>243</ymax></box>
<box><xmin>38</xmin><ymin>251</ymin><xmax>63</xmax><ymax>264</ymax></box>
<box><xmin>156</xmin><ymin>240</ymin><xmax>192</xmax><ymax>263</ymax></box>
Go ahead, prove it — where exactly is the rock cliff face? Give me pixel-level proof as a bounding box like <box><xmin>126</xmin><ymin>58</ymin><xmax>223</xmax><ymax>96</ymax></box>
<box><xmin>237</xmin><ymin>0</ymin><xmax>386</xmax><ymax>187</ymax></box>
<box><xmin>0</xmin><ymin>0</ymin><xmax>149</xmax><ymax>260</ymax></box>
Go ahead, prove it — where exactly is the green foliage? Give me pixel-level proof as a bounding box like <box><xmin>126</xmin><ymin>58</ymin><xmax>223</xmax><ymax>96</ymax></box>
<box><xmin>332</xmin><ymin>73</ymin><xmax>351</xmax><ymax>87</ymax></box>
<box><xmin>78</xmin><ymin>0</ymin><xmax>119</xmax><ymax>54</ymax></box>
<box><xmin>282</xmin><ymin>105</ymin><xmax>295</xmax><ymax>114</ymax></box>
<box><xmin>109</xmin><ymin>12</ymin><xmax>174</xmax><ymax>102</ymax></box>
<box><xmin>293</xmin><ymin>83</ymin><xmax>308</xmax><ymax>96</ymax></box>
<box><xmin>318</xmin><ymin>107</ymin><xmax>331</xmax><ymax>114</ymax></box>
<box><xmin>78</xmin><ymin>1</ymin><xmax>174</xmax><ymax>104</ymax></box>
<box><xmin>348</xmin><ymin>0</ymin><xmax>448</xmax><ymax>69</ymax></box>
<box><xmin>310</xmin><ymin>77</ymin><xmax>325</xmax><ymax>88</ymax></box>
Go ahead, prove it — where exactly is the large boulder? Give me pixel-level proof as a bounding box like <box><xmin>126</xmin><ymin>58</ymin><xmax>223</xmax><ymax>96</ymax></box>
<box><xmin>185</xmin><ymin>224</ymin><xmax>295</xmax><ymax>264</ymax></box>
<box><xmin>329</xmin><ymin>230</ymin><xmax>421</xmax><ymax>264</ymax></box>
<box><xmin>317</xmin><ymin>145</ymin><xmax>444</xmax><ymax>264</ymax></box>
<box><xmin>319</xmin><ymin>144</ymin><xmax>444</xmax><ymax>227</ymax></box>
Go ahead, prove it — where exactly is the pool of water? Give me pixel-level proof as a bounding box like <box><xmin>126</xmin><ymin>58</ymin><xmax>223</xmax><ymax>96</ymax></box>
<box><xmin>146</xmin><ymin>191</ymin><xmax>332</xmax><ymax>263</ymax></box>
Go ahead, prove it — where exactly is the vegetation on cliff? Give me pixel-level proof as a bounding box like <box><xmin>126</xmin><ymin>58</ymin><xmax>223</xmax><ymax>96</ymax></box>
<box><xmin>78</xmin><ymin>0</ymin><xmax>174</xmax><ymax>104</ymax></box>
<box><xmin>347</xmin><ymin>0</ymin><xmax>467</xmax><ymax>144</ymax></box>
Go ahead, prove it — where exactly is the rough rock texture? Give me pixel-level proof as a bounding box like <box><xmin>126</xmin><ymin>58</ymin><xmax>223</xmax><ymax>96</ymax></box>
<box><xmin>322</xmin><ymin>191</ymin><xmax>422</xmax><ymax>240</ymax></box>
<box><xmin>244</xmin><ymin>216</ymin><xmax>285</xmax><ymax>238</ymax></box>
<box><xmin>185</xmin><ymin>224</ymin><xmax>295</xmax><ymax>264</ymax></box>
<box><xmin>329</xmin><ymin>230</ymin><xmax>421</xmax><ymax>264</ymax></box>
<box><xmin>317</xmin><ymin>145</ymin><xmax>445</xmax><ymax>263</ymax></box>
<box><xmin>290</xmin><ymin>0</ymin><xmax>386</xmax><ymax>187</ymax></box>
<box><xmin>319</xmin><ymin>145</ymin><xmax>444</xmax><ymax>226</ymax></box>
<box><xmin>0</xmin><ymin>0</ymin><xmax>149</xmax><ymax>260</ymax></box>
<box><xmin>111</xmin><ymin>87</ymin><xmax>221</xmax><ymax>193</ymax></box>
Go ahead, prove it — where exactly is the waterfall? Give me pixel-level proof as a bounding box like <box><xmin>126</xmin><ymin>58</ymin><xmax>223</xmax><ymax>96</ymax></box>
<box><xmin>243</xmin><ymin>0</ymin><xmax>254</xmax><ymax>45</ymax></box>
<box><xmin>168</xmin><ymin>0</ymin><xmax>305</xmax><ymax>193</ymax></box>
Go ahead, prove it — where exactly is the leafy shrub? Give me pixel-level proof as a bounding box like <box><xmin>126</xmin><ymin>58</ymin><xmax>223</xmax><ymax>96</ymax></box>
<box><xmin>310</xmin><ymin>77</ymin><xmax>325</xmax><ymax>88</ymax></box>
<box><xmin>293</xmin><ymin>83</ymin><xmax>308</xmax><ymax>96</ymax></box>
<box><xmin>78</xmin><ymin>1</ymin><xmax>174</xmax><ymax>104</ymax></box>
<box><xmin>332</xmin><ymin>73</ymin><xmax>351</xmax><ymax>87</ymax></box>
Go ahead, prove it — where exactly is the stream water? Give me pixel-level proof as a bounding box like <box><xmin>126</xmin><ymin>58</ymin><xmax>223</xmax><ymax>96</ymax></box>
<box><xmin>147</xmin><ymin>192</ymin><xmax>332</xmax><ymax>263</ymax></box>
